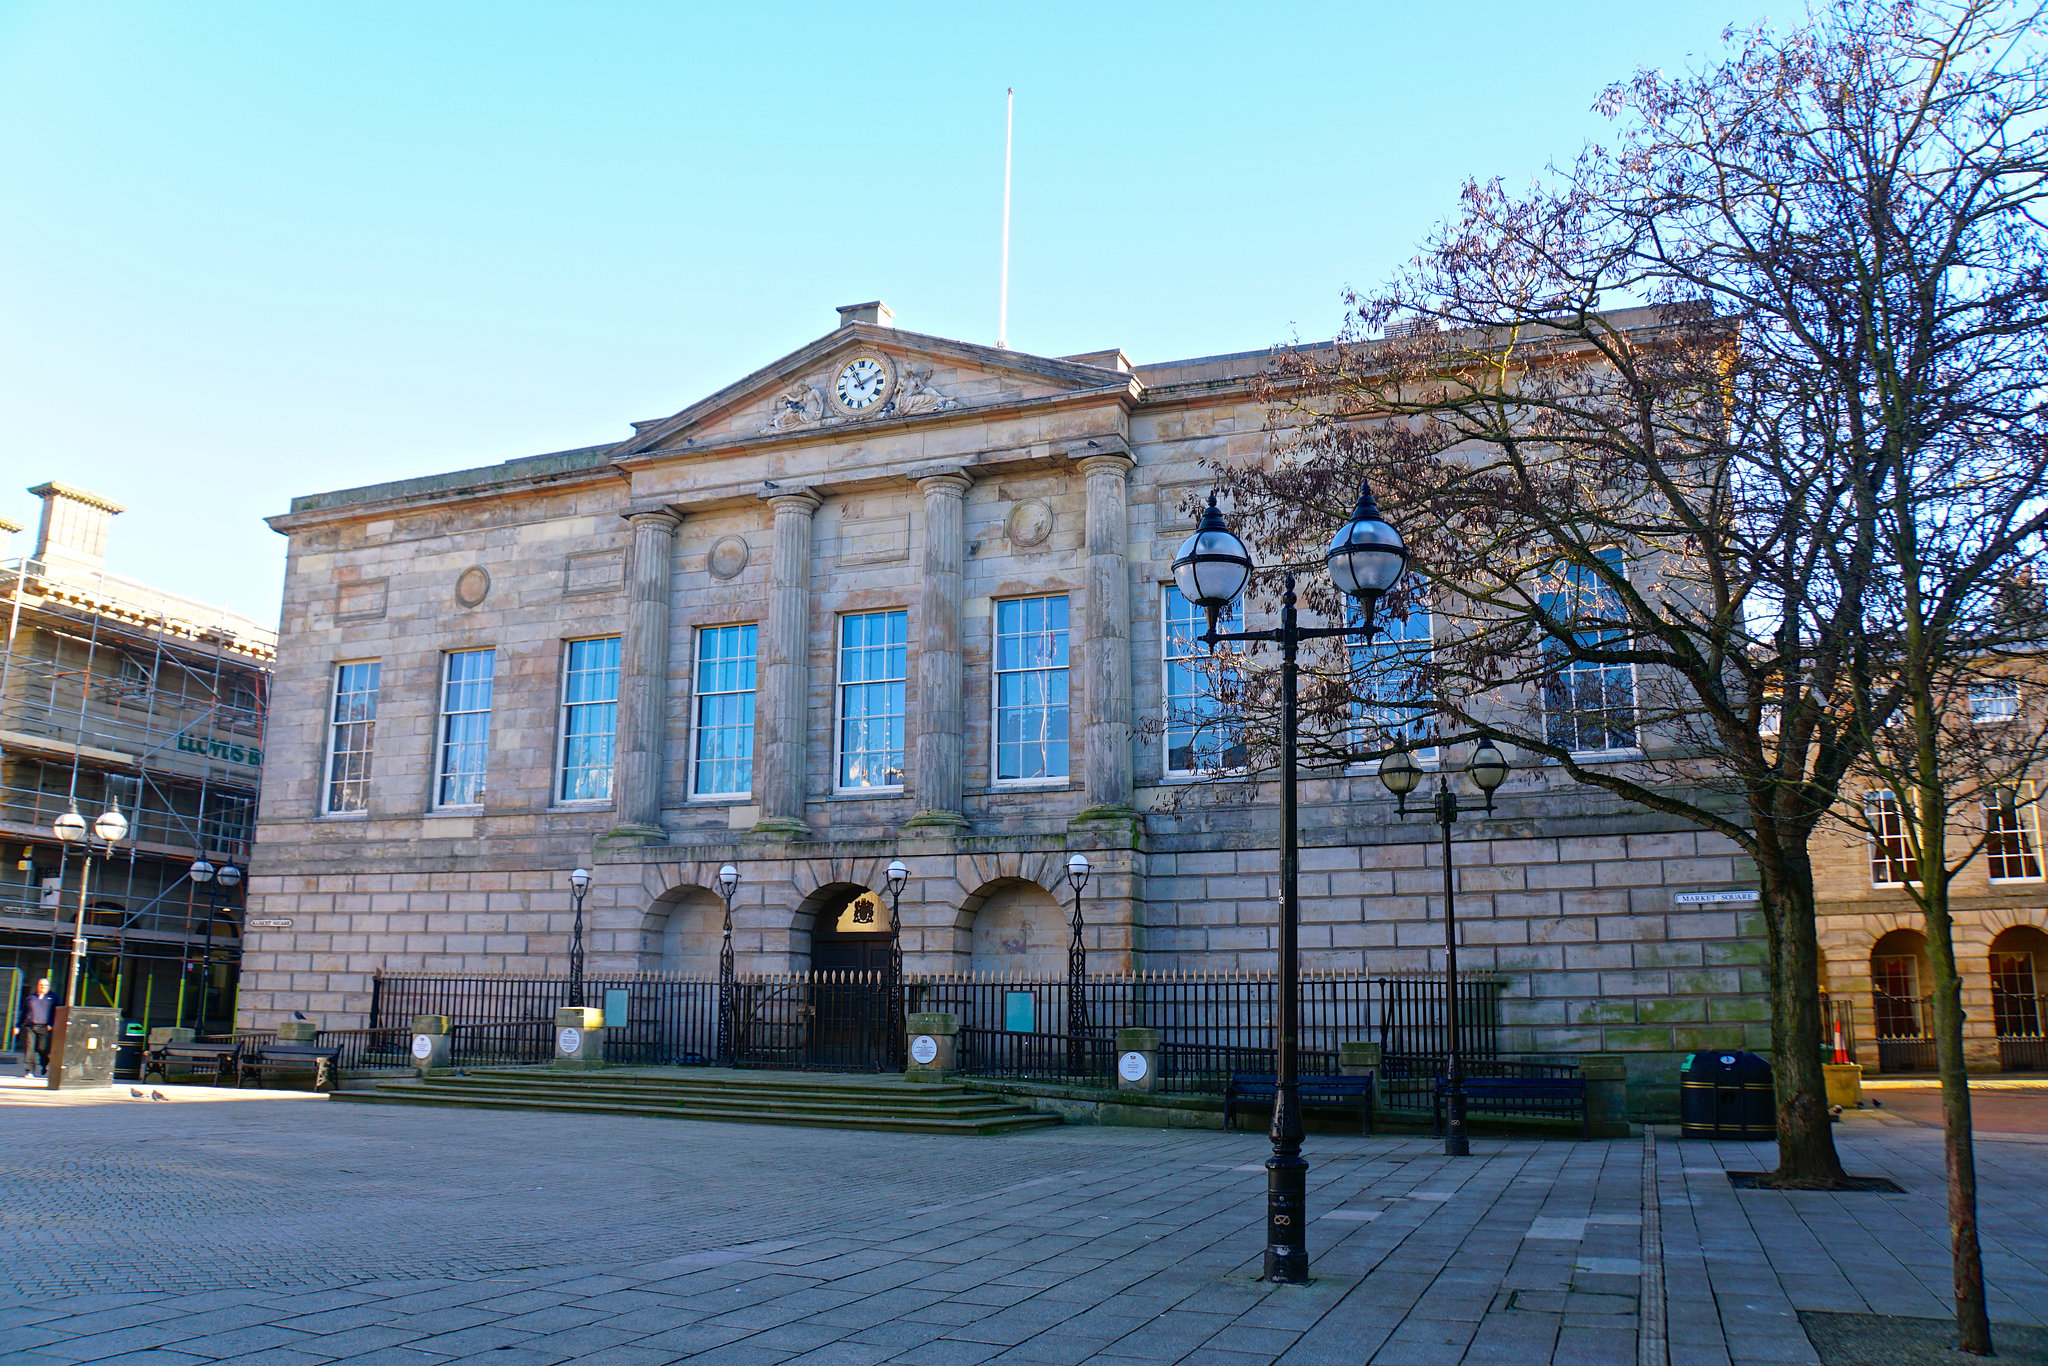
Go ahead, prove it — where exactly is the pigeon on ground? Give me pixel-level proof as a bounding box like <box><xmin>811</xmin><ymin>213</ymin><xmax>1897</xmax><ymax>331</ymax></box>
<box><xmin>129</xmin><ymin>1088</ymin><xmax>144</xmax><ymax>1098</ymax></box>
<box><xmin>150</xmin><ymin>1090</ymin><xmax>169</xmax><ymax>1101</ymax></box>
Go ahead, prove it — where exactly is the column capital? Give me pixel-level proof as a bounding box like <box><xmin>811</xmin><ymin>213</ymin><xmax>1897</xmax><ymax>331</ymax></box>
<box><xmin>758</xmin><ymin>487</ymin><xmax>824</xmax><ymax>514</ymax></box>
<box><xmin>1074</xmin><ymin>451</ymin><xmax>1135</xmax><ymax>480</ymax></box>
<box><xmin>913</xmin><ymin>470</ymin><xmax>974</xmax><ymax>497</ymax></box>
<box><xmin>623</xmin><ymin>507</ymin><xmax>683</xmax><ymax>530</ymax></box>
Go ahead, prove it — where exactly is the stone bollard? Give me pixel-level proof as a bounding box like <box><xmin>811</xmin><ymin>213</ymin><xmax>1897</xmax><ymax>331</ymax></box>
<box><xmin>1116</xmin><ymin>1027</ymin><xmax>1162</xmax><ymax>1094</ymax></box>
<box><xmin>1339</xmin><ymin>1041</ymin><xmax>1383</xmax><ymax>1114</ymax></box>
<box><xmin>410</xmin><ymin>1015</ymin><xmax>452</xmax><ymax>1073</ymax></box>
<box><xmin>554</xmin><ymin>1006</ymin><xmax>605</xmax><ymax>1069</ymax></box>
<box><xmin>276</xmin><ymin>1018</ymin><xmax>319</xmax><ymax>1043</ymax></box>
<box><xmin>905</xmin><ymin>1012</ymin><xmax>959</xmax><ymax>1083</ymax></box>
<box><xmin>1580</xmin><ymin>1054</ymin><xmax>1630</xmax><ymax>1137</ymax></box>
<box><xmin>1823</xmin><ymin>1062</ymin><xmax>1864</xmax><ymax>1108</ymax></box>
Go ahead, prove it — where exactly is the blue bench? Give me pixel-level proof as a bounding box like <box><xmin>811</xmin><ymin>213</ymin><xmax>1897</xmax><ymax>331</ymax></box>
<box><xmin>1435</xmin><ymin>1074</ymin><xmax>1589</xmax><ymax>1138</ymax></box>
<box><xmin>1224</xmin><ymin>1072</ymin><xmax>1375</xmax><ymax>1135</ymax></box>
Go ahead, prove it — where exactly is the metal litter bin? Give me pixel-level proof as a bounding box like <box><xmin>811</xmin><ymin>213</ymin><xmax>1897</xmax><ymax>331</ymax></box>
<box><xmin>1679</xmin><ymin>1050</ymin><xmax>1775</xmax><ymax>1138</ymax></box>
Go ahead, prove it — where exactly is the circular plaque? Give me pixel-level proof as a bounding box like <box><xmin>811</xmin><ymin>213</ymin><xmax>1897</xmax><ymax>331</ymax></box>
<box><xmin>1006</xmin><ymin>499</ymin><xmax>1053</xmax><ymax>547</ymax></box>
<box><xmin>910</xmin><ymin>1034</ymin><xmax>939</xmax><ymax>1065</ymax></box>
<box><xmin>411</xmin><ymin>1034</ymin><xmax>432</xmax><ymax>1061</ymax></box>
<box><xmin>1118</xmin><ymin>1051</ymin><xmax>1149</xmax><ymax>1082</ymax></box>
<box><xmin>558</xmin><ymin>1027</ymin><xmax>582</xmax><ymax>1055</ymax></box>
<box><xmin>707</xmin><ymin>536</ymin><xmax>750</xmax><ymax>580</ymax></box>
<box><xmin>455</xmin><ymin>565</ymin><xmax>491</xmax><ymax>608</ymax></box>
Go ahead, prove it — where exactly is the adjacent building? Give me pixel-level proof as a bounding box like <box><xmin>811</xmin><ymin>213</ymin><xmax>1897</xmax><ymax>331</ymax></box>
<box><xmin>1</xmin><ymin>482</ymin><xmax>274</xmax><ymax>1032</ymax></box>
<box><xmin>242</xmin><ymin>302</ymin><xmax>1777</xmax><ymax>1110</ymax></box>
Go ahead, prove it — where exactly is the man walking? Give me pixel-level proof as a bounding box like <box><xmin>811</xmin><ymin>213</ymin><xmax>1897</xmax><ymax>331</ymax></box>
<box><xmin>18</xmin><ymin>977</ymin><xmax>56</xmax><ymax>1078</ymax></box>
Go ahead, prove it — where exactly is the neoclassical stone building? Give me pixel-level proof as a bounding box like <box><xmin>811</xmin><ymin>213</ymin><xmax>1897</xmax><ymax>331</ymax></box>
<box><xmin>241</xmin><ymin>302</ymin><xmax>1772</xmax><ymax>1100</ymax></box>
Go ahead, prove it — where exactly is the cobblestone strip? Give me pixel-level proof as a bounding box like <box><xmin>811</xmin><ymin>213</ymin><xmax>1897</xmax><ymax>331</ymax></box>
<box><xmin>1639</xmin><ymin>1124</ymin><xmax>1666</xmax><ymax>1366</ymax></box>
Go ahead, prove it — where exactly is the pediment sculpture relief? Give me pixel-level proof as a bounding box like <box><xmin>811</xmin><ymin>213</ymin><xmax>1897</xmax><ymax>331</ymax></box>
<box><xmin>893</xmin><ymin>364</ymin><xmax>958</xmax><ymax>416</ymax></box>
<box><xmin>761</xmin><ymin>381</ymin><xmax>828</xmax><ymax>433</ymax></box>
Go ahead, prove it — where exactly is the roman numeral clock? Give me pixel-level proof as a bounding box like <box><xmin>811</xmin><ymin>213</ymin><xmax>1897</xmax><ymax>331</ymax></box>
<box><xmin>828</xmin><ymin>353</ymin><xmax>893</xmax><ymax>417</ymax></box>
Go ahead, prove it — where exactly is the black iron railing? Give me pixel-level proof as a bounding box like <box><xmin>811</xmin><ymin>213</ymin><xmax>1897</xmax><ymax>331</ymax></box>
<box><xmin>371</xmin><ymin>968</ymin><xmax>1503</xmax><ymax>1091</ymax></box>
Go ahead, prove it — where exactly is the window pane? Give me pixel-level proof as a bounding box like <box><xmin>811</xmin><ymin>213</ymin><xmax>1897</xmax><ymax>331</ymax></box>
<box><xmin>694</xmin><ymin>624</ymin><xmax>759</xmax><ymax>797</ymax></box>
<box><xmin>994</xmin><ymin>594</ymin><xmax>1070</xmax><ymax>781</ymax></box>
<box><xmin>438</xmin><ymin>648</ymin><xmax>495</xmax><ymax>807</ymax></box>
<box><xmin>1351</xmin><ymin>607</ymin><xmax>1434</xmax><ymax>756</ymax></box>
<box><xmin>839</xmin><ymin>611</ymin><xmax>908</xmax><ymax>788</ymax></box>
<box><xmin>326</xmin><ymin>661</ymin><xmax>381</xmax><ymax>814</ymax></box>
<box><xmin>1986</xmin><ymin>786</ymin><xmax>2042</xmax><ymax>882</ymax></box>
<box><xmin>1164</xmin><ymin>587</ymin><xmax>1242</xmax><ymax>774</ymax></box>
<box><xmin>1540</xmin><ymin>549</ymin><xmax>1636</xmax><ymax>754</ymax></box>
<box><xmin>559</xmin><ymin>637</ymin><xmax>621</xmax><ymax>802</ymax></box>
<box><xmin>1868</xmin><ymin>791</ymin><xmax>1919</xmax><ymax>886</ymax></box>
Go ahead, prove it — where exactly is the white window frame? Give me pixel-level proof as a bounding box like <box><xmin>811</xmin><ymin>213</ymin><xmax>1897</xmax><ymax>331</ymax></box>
<box><xmin>555</xmin><ymin>635</ymin><xmax>621</xmax><ymax>806</ymax></box>
<box><xmin>320</xmin><ymin>659</ymin><xmax>381</xmax><ymax>817</ymax></box>
<box><xmin>1350</xmin><ymin>604</ymin><xmax>1438</xmax><ymax>767</ymax></box>
<box><xmin>991</xmin><ymin>593</ymin><xmax>1072</xmax><ymax>787</ymax></box>
<box><xmin>834</xmin><ymin>609</ymin><xmax>908</xmax><ymax>794</ymax></box>
<box><xmin>1539</xmin><ymin>547</ymin><xmax>1641</xmax><ymax>759</ymax></box>
<box><xmin>1971</xmin><ymin>680</ymin><xmax>2021</xmax><ymax>725</ymax></box>
<box><xmin>1162</xmin><ymin>585</ymin><xmax>1245</xmax><ymax>778</ymax></box>
<box><xmin>690</xmin><ymin>623</ymin><xmax>759</xmax><ymax>801</ymax></box>
<box><xmin>1867</xmin><ymin>790</ymin><xmax>1918</xmax><ymax>888</ymax></box>
<box><xmin>434</xmin><ymin>647</ymin><xmax>496</xmax><ymax>810</ymax></box>
<box><xmin>1986</xmin><ymin>782</ymin><xmax>2043</xmax><ymax>884</ymax></box>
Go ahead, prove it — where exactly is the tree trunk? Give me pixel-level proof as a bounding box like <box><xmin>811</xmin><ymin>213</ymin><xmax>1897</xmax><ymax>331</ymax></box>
<box><xmin>1924</xmin><ymin>877</ymin><xmax>1994</xmax><ymax>1355</ymax></box>
<box><xmin>1756</xmin><ymin>838</ymin><xmax>1850</xmax><ymax>1186</ymax></box>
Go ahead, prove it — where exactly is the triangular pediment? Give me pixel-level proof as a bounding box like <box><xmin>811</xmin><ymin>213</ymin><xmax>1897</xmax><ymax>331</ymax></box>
<box><xmin>611</xmin><ymin>322</ymin><xmax>1135</xmax><ymax>457</ymax></box>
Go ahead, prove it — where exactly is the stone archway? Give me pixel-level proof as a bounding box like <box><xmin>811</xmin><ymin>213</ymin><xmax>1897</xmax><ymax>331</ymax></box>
<box><xmin>965</xmin><ymin>878</ymin><xmax>1067</xmax><ymax>976</ymax></box>
<box><xmin>638</xmin><ymin>886</ymin><xmax>724</xmax><ymax>974</ymax></box>
<box><xmin>798</xmin><ymin>882</ymin><xmax>892</xmax><ymax>973</ymax></box>
<box><xmin>1870</xmin><ymin>927</ymin><xmax>1934</xmax><ymax>1072</ymax></box>
<box><xmin>1990</xmin><ymin>924</ymin><xmax>2048</xmax><ymax>1067</ymax></box>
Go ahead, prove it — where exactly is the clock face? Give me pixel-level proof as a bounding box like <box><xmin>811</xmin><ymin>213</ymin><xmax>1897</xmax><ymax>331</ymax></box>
<box><xmin>835</xmin><ymin>357</ymin><xmax>890</xmax><ymax>411</ymax></box>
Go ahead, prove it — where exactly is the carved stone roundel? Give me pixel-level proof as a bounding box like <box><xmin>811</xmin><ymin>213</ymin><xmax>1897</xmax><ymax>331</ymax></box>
<box><xmin>455</xmin><ymin>566</ymin><xmax>491</xmax><ymax>608</ymax></box>
<box><xmin>707</xmin><ymin>536</ymin><xmax>750</xmax><ymax>581</ymax></box>
<box><xmin>1006</xmin><ymin>499</ymin><xmax>1053</xmax><ymax>548</ymax></box>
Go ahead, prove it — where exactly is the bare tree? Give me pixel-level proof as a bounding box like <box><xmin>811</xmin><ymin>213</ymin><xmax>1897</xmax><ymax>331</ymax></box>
<box><xmin>1198</xmin><ymin>0</ymin><xmax>2048</xmax><ymax>1217</ymax></box>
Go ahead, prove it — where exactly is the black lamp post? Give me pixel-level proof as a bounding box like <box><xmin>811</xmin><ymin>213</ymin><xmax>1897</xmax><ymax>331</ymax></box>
<box><xmin>716</xmin><ymin>862</ymin><xmax>740</xmax><ymax>1066</ymax></box>
<box><xmin>187</xmin><ymin>856</ymin><xmax>241</xmax><ymax>1033</ymax></box>
<box><xmin>884</xmin><ymin>859</ymin><xmax>909</xmax><ymax>1057</ymax></box>
<box><xmin>1378</xmin><ymin>740</ymin><xmax>1509</xmax><ymax>1156</ymax></box>
<box><xmin>1064</xmin><ymin>853</ymin><xmax>1090</xmax><ymax>1076</ymax></box>
<box><xmin>567</xmin><ymin>867</ymin><xmax>592</xmax><ymax>1008</ymax></box>
<box><xmin>1171</xmin><ymin>480</ymin><xmax>1409</xmax><ymax>1285</ymax></box>
<box><xmin>54</xmin><ymin>805</ymin><xmax>128</xmax><ymax>1010</ymax></box>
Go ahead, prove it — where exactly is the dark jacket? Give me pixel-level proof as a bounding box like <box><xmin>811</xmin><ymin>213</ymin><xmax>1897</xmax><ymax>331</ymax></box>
<box><xmin>19</xmin><ymin>991</ymin><xmax>55</xmax><ymax>1028</ymax></box>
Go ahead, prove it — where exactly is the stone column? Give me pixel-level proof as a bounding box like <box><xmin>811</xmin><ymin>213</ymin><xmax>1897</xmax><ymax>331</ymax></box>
<box><xmin>610</xmin><ymin>509</ymin><xmax>680</xmax><ymax>842</ymax></box>
<box><xmin>907</xmin><ymin>472</ymin><xmax>971</xmax><ymax>831</ymax></box>
<box><xmin>1077</xmin><ymin>453</ymin><xmax>1136</xmax><ymax>820</ymax></box>
<box><xmin>755</xmin><ymin>491</ymin><xmax>822</xmax><ymax>835</ymax></box>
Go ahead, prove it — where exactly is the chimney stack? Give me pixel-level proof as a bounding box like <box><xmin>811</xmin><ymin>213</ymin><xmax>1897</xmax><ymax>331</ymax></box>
<box><xmin>836</xmin><ymin>300</ymin><xmax>895</xmax><ymax>329</ymax></box>
<box><xmin>29</xmin><ymin>482</ymin><xmax>125</xmax><ymax>574</ymax></box>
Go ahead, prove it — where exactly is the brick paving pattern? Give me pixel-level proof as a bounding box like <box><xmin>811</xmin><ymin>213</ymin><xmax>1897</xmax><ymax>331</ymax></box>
<box><xmin>3</xmin><ymin>1085</ymin><xmax>2046</xmax><ymax>1365</ymax></box>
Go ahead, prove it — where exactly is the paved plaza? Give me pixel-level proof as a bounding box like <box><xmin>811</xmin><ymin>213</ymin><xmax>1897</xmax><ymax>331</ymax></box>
<box><xmin>4</xmin><ymin>1080</ymin><xmax>2048</xmax><ymax>1366</ymax></box>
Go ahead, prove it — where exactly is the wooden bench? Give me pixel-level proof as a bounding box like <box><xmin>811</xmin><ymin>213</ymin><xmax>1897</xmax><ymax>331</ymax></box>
<box><xmin>144</xmin><ymin>1040</ymin><xmax>243</xmax><ymax>1086</ymax></box>
<box><xmin>241</xmin><ymin>1042</ymin><xmax>343</xmax><ymax>1092</ymax></box>
<box><xmin>1435</xmin><ymin>1074</ymin><xmax>1588</xmax><ymax>1138</ymax></box>
<box><xmin>1224</xmin><ymin>1072</ymin><xmax>1375</xmax><ymax>1135</ymax></box>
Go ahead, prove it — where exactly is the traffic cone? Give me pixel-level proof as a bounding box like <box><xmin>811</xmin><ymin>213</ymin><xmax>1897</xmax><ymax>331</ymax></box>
<box><xmin>1831</xmin><ymin>1018</ymin><xmax>1849</xmax><ymax>1065</ymax></box>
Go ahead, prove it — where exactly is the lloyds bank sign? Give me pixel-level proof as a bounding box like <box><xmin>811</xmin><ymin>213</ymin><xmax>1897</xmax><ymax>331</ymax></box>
<box><xmin>176</xmin><ymin>735</ymin><xmax>263</xmax><ymax>766</ymax></box>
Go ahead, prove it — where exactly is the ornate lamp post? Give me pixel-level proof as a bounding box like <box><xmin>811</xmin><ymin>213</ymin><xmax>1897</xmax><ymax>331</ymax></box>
<box><xmin>716</xmin><ymin>863</ymin><xmax>741</xmax><ymax>1066</ymax></box>
<box><xmin>885</xmin><ymin>859</ymin><xmax>909</xmax><ymax>1058</ymax></box>
<box><xmin>1064</xmin><ymin>853</ymin><xmax>1090</xmax><ymax>1076</ymax></box>
<box><xmin>187</xmin><ymin>857</ymin><xmax>242</xmax><ymax>1033</ymax></box>
<box><xmin>1378</xmin><ymin>740</ymin><xmax>1508</xmax><ymax>1156</ymax></box>
<box><xmin>566</xmin><ymin>867</ymin><xmax>592</xmax><ymax>1008</ymax></box>
<box><xmin>53</xmin><ymin>805</ymin><xmax>128</xmax><ymax>1009</ymax></box>
<box><xmin>1171</xmin><ymin>480</ymin><xmax>1408</xmax><ymax>1286</ymax></box>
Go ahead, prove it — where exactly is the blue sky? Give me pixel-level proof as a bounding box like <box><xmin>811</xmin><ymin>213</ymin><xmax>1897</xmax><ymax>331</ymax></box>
<box><xmin>0</xmin><ymin>2</ymin><xmax>1764</xmax><ymax>625</ymax></box>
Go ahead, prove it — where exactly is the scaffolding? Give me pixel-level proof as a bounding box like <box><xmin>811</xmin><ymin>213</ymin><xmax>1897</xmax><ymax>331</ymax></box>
<box><xmin>0</xmin><ymin>552</ymin><xmax>274</xmax><ymax>1032</ymax></box>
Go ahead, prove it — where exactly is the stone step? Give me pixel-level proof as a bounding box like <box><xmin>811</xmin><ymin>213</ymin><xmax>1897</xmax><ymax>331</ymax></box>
<box><xmin>331</xmin><ymin>1085</ymin><xmax>1061</xmax><ymax>1135</ymax></box>
<box><xmin>458</xmin><ymin>1067</ymin><xmax>985</xmax><ymax>1106</ymax></box>
<box><xmin>405</xmin><ymin>1078</ymin><xmax>1031</xmax><ymax>1119</ymax></box>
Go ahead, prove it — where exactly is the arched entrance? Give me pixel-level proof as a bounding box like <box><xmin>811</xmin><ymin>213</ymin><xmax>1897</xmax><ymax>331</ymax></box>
<box><xmin>792</xmin><ymin>884</ymin><xmax>901</xmax><ymax>1071</ymax></box>
<box><xmin>967</xmin><ymin>878</ymin><xmax>1065</xmax><ymax>975</ymax></box>
<box><xmin>1871</xmin><ymin>928</ymin><xmax>1934</xmax><ymax>1073</ymax></box>
<box><xmin>1991</xmin><ymin>925</ymin><xmax>2048</xmax><ymax>1071</ymax></box>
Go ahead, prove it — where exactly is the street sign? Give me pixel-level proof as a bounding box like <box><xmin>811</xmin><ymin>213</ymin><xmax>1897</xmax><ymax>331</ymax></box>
<box><xmin>1673</xmin><ymin>890</ymin><xmax>1759</xmax><ymax>904</ymax></box>
<box><xmin>246</xmin><ymin>918</ymin><xmax>294</xmax><ymax>929</ymax></box>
